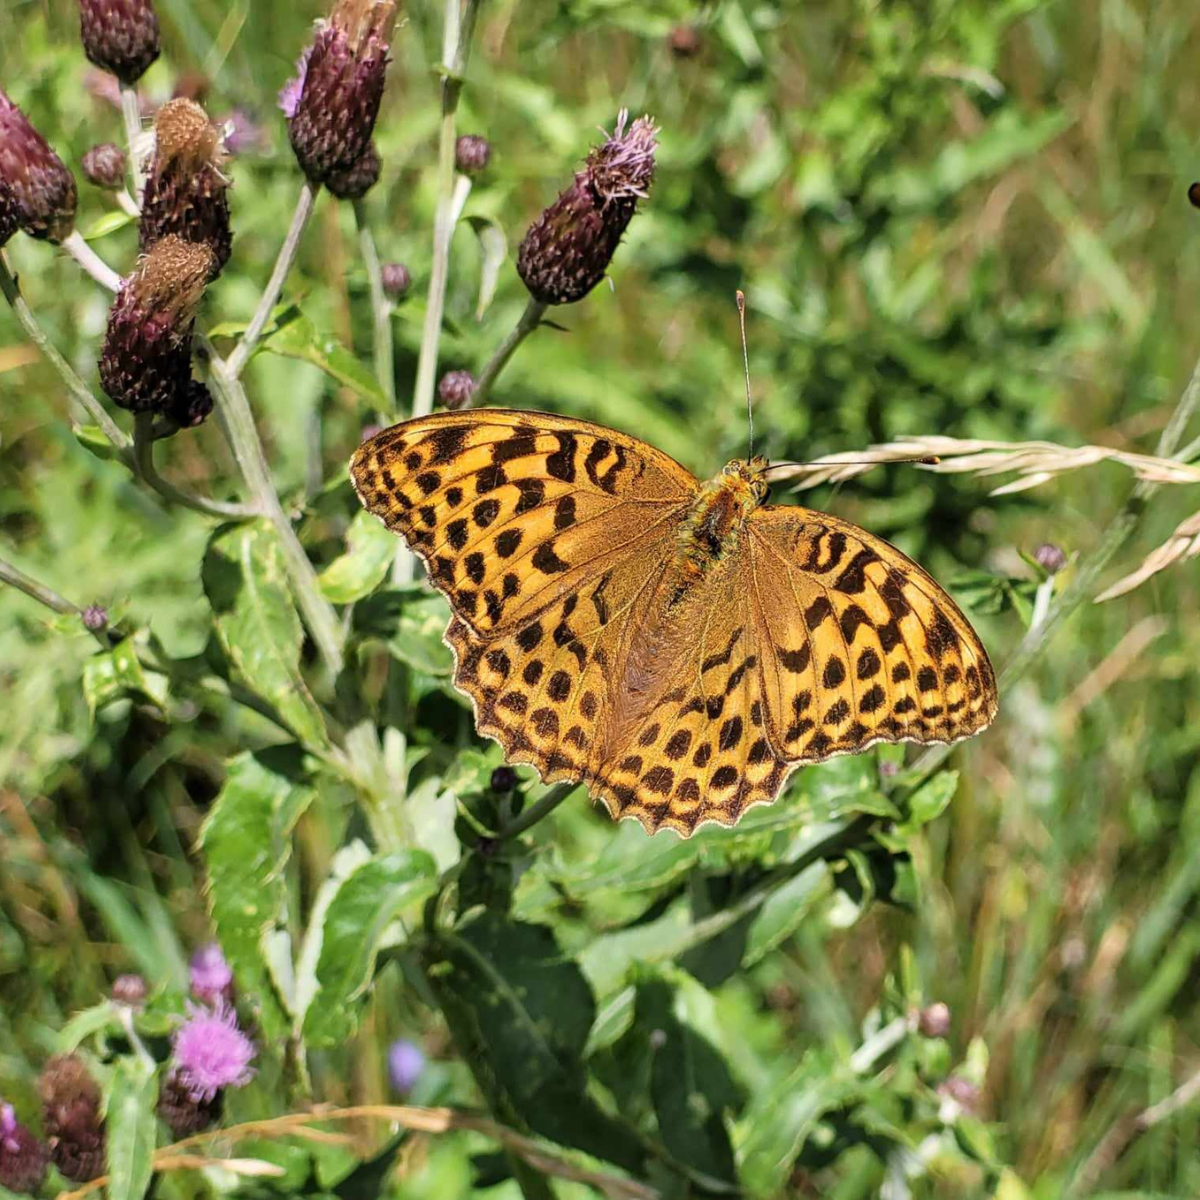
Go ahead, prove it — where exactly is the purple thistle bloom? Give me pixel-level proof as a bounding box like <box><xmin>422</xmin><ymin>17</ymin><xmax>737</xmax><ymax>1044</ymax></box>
<box><xmin>189</xmin><ymin>942</ymin><xmax>233</xmax><ymax>1002</ymax></box>
<box><xmin>0</xmin><ymin>1104</ymin><xmax>48</xmax><ymax>1195</ymax></box>
<box><xmin>387</xmin><ymin>1039</ymin><xmax>425</xmax><ymax>1093</ymax></box>
<box><xmin>278</xmin><ymin>48</ymin><xmax>312</xmax><ymax>120</ymax></box>
<box><xmin>172</xmin><ymin>1003</ymin><xmax>256</xmax><ymax>1102</ymax></box>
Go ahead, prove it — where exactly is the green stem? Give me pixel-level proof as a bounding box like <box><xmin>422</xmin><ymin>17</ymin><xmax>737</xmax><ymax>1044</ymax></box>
<box><xmin>206</xmin><ymin>351</ymin><xmax>346</xmax><ymax>676</ymax></box>
<box><xmin>495</xmin><ymin>781</ymin><xmax>577</xmax><ymax>842</ymax></box>
<box><xmin>355</xmin><ymin>199</ymin><xmax>396</xmax><ymax>409</ymax></box>
<box><xmin>411</xmin><ymin>0</ymin><xmax>483</xmax><ymax>418</ymax></box>
<box><xmin>0</xmin><ymin>553</ymin><xmax>108</xmax><ymax>650</ymax></box>
<box><xmin>471</xmin><ymin>297</ymin><xmax>548</xmax><ymax>407</ymax></box>
<box><xmin>61</xmin><ymin>230</ymin><xmax>122</xmax><ymax>291</ymax></box>
<box><xmin>119</xmin><ymin>83</ymin><xmax>146</xmax><ymax>202</ymax></box>
<box><xmin>228</xmin><ymin>181</ymin><xmax>318</xmax><ymax>377</ymax></box>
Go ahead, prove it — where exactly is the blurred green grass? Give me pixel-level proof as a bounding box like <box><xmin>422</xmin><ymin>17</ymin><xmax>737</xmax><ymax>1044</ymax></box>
<box><xmin>4</xmin><ymin>0</ymin><xmax>1200</xmax><ymax>1195</ymax></box>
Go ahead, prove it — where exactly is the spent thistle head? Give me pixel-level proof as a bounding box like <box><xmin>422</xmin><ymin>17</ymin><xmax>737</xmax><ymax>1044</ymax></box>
<box><xmin>38</xmin><ymin>1055</ymin><xmax>105</xmax><ymax>1183</ymax></box>
<box><xmin>79</xmin><ymin>0</ymin><xmax>161</xmax><ymax>85</ymax></box>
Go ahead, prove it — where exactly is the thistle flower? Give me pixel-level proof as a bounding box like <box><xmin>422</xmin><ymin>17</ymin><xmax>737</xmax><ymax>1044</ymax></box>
<box><xmin>0</xmin><ymin>88</ymin><xmax>78</xmax><ymax>243</ymax></box>
<box><xmin>170</xmin><ymin>1002</ymin><xmax>256</xmax><ymax>1102</ymax></box>
<box><xmin>0</xmin><ymin>1104</ymin><xmax>48</xmax><ymax>1195</ymax></box>
<box><xmin>82</xmin><ymin>143</ymin><xmax>127</xmax><ymax>189</ymax></box>
<box><xmin>139</xmin><ymin>98</ymin><xmax>232</xmax><ymax>276</ymax></box>
<box><xmin>282</xmin><ymin>0</ymin><xmax>396</xmax><ymax>186</ymax></box>
<box><xmin>223</xmin><ymin>109</ymin><xmax>268</xmax><ymax>157</ymax></box>
<box><xmin>39</xmin><ymin>1055</ymin><xmax>105</xmax><ymax>1183</ymax></box>
<box><xmin>380</xmin><ymin>262</ymin><xmax>411</xmax><ymax>300</ymax></box>
<box><xmin>517</xmin><ymin>110</ymin><xmax>658</xmax><ymax>306</ymax></box>
<box><xmin>387</xmin><ymin>1039</ymin><xmax>426</xmax><ymax>1094</ymax></box>
<box><xmin>79</xmin><ymin>0</ymin><xmax>161</xmax><ymax>85</ymax></box>
<box><xmin>437</xmin><ymin>370</ymin><xmax>476</xmax><ymax>410</ymax></box>
<box><xmin>189</xmin><ymin>942</ymin><xmax>233</xmax><ymax>1003</ymax></box>
<box><xmin>455</xmin><ymin>134</ymin><xmax>491</xmax><ymax>176</ymax></box>
<box><xmin>0</xmin><ymin>180</ymin><xmax>17</xmax><ymax>249</ymax></box>
<box><xmin>324</xmin><ymin>141</ymin><xmax>380</xmax><ymax>200</ymax></box>
<box><xmin>99</xmin><ymin>235</ymin><xmax>214</xmax><ymax>415</ymax></box>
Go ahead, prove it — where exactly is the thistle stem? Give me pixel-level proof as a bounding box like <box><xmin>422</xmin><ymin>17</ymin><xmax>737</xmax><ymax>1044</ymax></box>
<box><xmin>228</xmin><ymin>181</ymin><xmax>318</xmax><ymax>378</ymax></box>
<box><xmin>206</xmin><ymin>350</ymin><xmax>346</xmax><ymax>676</ymax></box>
<box><xmin>119</xmin><ymin>83</ymin><xmax>146</xmax><ymax>203</ymax></box>
<box><xmin>0</xmin><ymin>554</ymin><xmax>87</xmax><ymax>618</ymax></box>
<box><xmin>61</xmin><ymin>230</ymin><xmax>122</xmax><ymax>292</ymax></box>
<box><xmin>470</xmin><ymin>297</ymin><xmax>548</xmax><ymax>407</ymax></box>
<box><xmin>495</xmin><ymin>781</ymin><xmax>577</xmax><ymax>842</ymax></box>
<box><xmin>411</xmin><ymin>0</ymin><xmax>482</xmax><ymax>418</ymax></box>
<box><xmin>354</xmin><ymin>199</ymin><xmax>395</xmax><ymax>408</ymax></box>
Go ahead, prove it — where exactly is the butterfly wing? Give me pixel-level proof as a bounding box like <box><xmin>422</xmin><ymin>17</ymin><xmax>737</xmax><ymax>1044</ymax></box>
<box><xmin>746</xmin><ymin>506</ymin><xmax>998</xmax><ymax>764</ymax></box>
<box><xmin>350</xmin><ymin>410</ymin><xmax>696</xmax><ymax>634</ymax></box>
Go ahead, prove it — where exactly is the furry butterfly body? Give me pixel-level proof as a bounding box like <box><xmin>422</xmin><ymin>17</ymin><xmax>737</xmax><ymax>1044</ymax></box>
<box><xmin>351</xmin><ymin>410</ymin><xmax>997</xmax><ymax>837</ymax></box>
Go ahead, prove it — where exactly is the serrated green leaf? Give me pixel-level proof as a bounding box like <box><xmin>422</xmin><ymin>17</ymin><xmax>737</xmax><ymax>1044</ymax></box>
<box><xmin>72</xmin><ymin>423</ymin><xmax>122</xmax><ymax>462</ymax></box>
<box><xmin>743</xmin><ymin>861</ymin><xmax>830</xmax><ymax>965</ymax></box>
<box><xmin>302</xmin><ymin>850</ymin><xmax>437</xmax><ymax>1047</ymax></box>
<box><xmin>203</xmin><ymin>520</ymin><xmax>328</xmax><ymax>749</ymax></box>
<box><xmin>259</xmin><ymin>310</ymin><xmax>386</xmax><ymax>405</ymax></box>
<box><xmin>318</xmin><ymin>510</ymin><xmax>397</xmax><ymax>603</ymax></box>
<box><xmin>465</xmin><ymin>215</ymin><xmax>507</xmax><ymax>318</ymax></box>
<box><xmin>105</xmin><ymin>1057</ymin><xmax>157</xmax><ymax>1200</ymax></box>
<box><xmin>200</xmin><ymin>748</ymin><xmax>316</xmax><ymax>1040</ymax></box>
<box><xmin>423</xmin><ymin>913</ymin><xmax>646</xmax><ymax>1173</ymax></box>
<box><xmin>83</xmin><ymin>210</ymin><xmax>135</xmax><ymax>240</ymax></box>
<box><xmin>82</xmin><ymin>637</ymin><xmax>166</xmax><ymax>719</ymax></box>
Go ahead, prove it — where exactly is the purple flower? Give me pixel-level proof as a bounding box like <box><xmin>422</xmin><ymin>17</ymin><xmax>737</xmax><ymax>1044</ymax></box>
<box><xmin>222</xmin><ymin>109</ymin><xmax>268</xmax><ymax>157</ymax></box>
<box><xmin>0</xmin><ymin>1104</ymin><xmax>48</xmax><ymax>1195</ymax></box>
<box><xmin>171</xmin><ymin>1003</ymin><xmax>256</xmax><ymax>1101</ymax></box>
<box><xmin>277</xmin><ymin>48</ymin><xmax>312</xmax><ymax>120</ymax></box>
<box><xmin>387</xmin><ymin>1039</ymin><xmax>425</xmax><ymax>1093</ymax></box>
<box><xmin>189</xmin><ymin>942</ymin><xmax>233</xmax><ymax>1003</ymax></box>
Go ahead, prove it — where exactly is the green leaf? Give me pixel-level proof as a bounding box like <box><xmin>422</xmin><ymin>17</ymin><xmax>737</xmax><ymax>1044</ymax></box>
<box><xmin>105</xmin><ymin>1057</ymin><xmax>157</xmax><ymax>1200</ymax></box>
<box><xmin>73</xmin><ymin>423</ymin><xmax>122</xmax><ymax>462</ymax></box>
<box><xmin>353</xmin><ymin>587</ymin><xmax>454</xmax><ymax>676</ymax></box>
<box><xmin>423</xmin><ymin>913</ymin><xmax>646</xmax><ymax>1173</ymax></box>
<box><xmin>259</xmin><ymin>310</ymin><xmax>387</xmax><ymax>405</ymax></box>
<box><xmin>82</xmin><ymin>637</ymin><xmax>167</xmax><ymax>719</ymax></box>
<box><xmin>58</xmin><ymin>1002</ymin><xmax>121</xmax><ymax>1052</ymax></box>
<box><xmin>203</xmin><ymin>520</ymin><xmax>328</xmax><ymax>749</ymax></box>
<box><xmin>302</xmin><ymin>850</ymin><xmax>437</xmax><ymax>1047</ymax></box>
<box><xmin>465</xmin><ymin>215</ymin><xmax>508</xmax><ymax>319</ymax></box>
<box><xmin>83</xmin><ymin>210</ymin><xmax>135</xmax><ymax>240</ymax></box>
<box><xmin>318</xmin><ymin>509</ymin><xmax>397</xmax><ymax>603</ymax></box>
<box><xmin>906</xmin><ymin>770</ymin><xmax>959</xmax><ymax>828</ymax></box>
<box><xmin>743</xmin><ymin>861</ymin><xmax>831</xmax><ymax>965</ymax></box>
<box><xmin>200</xmin><ymin>747</ymin><xmax>316</xmax><ymax>1040</ymax></box>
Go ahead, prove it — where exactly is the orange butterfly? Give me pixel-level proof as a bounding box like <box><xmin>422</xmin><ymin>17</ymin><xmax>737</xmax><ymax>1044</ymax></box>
<box><xmin>351</xmin><ymin>410</ymin><xmax>997</xmax><ymax>837</ymax></box>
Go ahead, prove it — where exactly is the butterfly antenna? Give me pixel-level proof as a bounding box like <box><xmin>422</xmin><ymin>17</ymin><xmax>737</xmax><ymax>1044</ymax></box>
<box><xmin>736</xmin><ymin>290</ymin><xmax>753</xmax><ymax>457</ymax></box>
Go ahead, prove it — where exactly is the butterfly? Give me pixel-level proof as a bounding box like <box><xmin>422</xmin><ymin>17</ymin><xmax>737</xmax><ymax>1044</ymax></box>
<box><xmin>350</xmin><ymin>410</ymin><xmax>997</xmax><ymax>837</ymax></box>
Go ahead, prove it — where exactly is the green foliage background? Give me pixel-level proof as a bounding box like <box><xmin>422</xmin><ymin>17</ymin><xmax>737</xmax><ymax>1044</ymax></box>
<box><xmin>3</xmin><ymin>0</ymin><xmax>1200</xmax><ymax>1196</ymax></box>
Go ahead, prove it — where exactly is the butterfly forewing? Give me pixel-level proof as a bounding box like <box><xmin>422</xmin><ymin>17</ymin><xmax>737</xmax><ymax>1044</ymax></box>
<box><xmin>747</xmin><ymin>507</ymin><xmax>997</xmax><ymax>762</ymax></box>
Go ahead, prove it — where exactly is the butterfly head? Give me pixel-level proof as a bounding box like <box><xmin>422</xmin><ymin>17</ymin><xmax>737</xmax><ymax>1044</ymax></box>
<box><xmin>720</xmin><ymin>455</ymin><xmax>771</xmax><ymax>508</ymax></box>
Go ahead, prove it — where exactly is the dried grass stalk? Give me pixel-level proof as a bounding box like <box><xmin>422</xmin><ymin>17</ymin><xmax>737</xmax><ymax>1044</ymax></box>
<box><xmin>1094</xmin><ymin>510</ymin><xmax>1200</xmax><ymax>602</ymax></box>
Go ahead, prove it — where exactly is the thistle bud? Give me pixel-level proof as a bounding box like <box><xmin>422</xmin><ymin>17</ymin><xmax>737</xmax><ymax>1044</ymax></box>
<box><xmin>0</xmin><ymin>1104</ymin><xmax>48</xmax><ymax>1195</ymax></box>
<box><xmin>517</xmin><ymin>110</ymin><xmax>658</xmax><ymax>306</ymax></box>
<box><xmin>918</xmin><ymin>1002</ymin><xmax>951</xmax><ymax>1038</ymax></box>
<box><xmin>111</xmin><ymin>973</ymin><xmax>147</xmax><ymax>1006</ymax></box>
<box><xmin>380</xmin><ymin>262</ymin><xmax>411</xmax><ymax>299</ymax></box>
<box><xmin>139</xmin><ymin>98</ymin><xmax>232</xmax><ymax>276</ymax></box>
<box><xmin>99</xmin><ymin>236</ymin><xmax>213</xmax><ymax>415</ymax></box>
<box><xmin>82</xmin><ymin>604</ymin><xmax>109</xmax><ymax>632</ymax></box>
<box><xmin>455</xmin><ymin>134</ymin><xmax>490</xmax><ymax>176</ymax></box>
<box><xmin>324</xmin><ymin>141</ymin><xmax>380</xmax><ymax>200</ymax></box>
<box><xmin>0</xmin><ymin>180</ymin><xmax>17</xmax><ymax>249</ymax></box>
<box><xmin>1033</xmin><ymin>543</ymin><xmax>1067</xmax><ymax>575</ymax></box>
<box><xmin>0</xmin><ymin>89</ymin><xmax>78</xmax><ymax>243</ymax></box>
<box><xmin>437</xmin><ymin>370</ymin><xmax>476</xmax><ymax>410</ymax></box>
<box><xmin>164</xmin><ymin>379</ymin><xmax>214</xmax><ymax>430</ymax></box>
<box><xmin>39</xmin><ymin>1055</ymin><xmax>105</xmax><ymax>1183</ymax></box>
<box><xmin>82</xmin><ymin>143</ymin><xmax>127</xmax><ymax>189</ymax></box>
<box><xmin>282</xmin><ymin>0</ymin><xmax>396</xmax><ymax>185</ymax></box>
<box><xmin>667</xmin><ymin>25</ymin><xmax>703</xmax><ymax>59</ymax></box>
<box><xmin>1189</xmin><ymin>182</ymin><xmax>1200</xmax><ymax>210</ymax></box>
<box><xmin>157</xmin><ymin>1068</ymin><xmax>223</xmax><ymax>1137</ymax></box>
<box><xmin>489</xmin><ymin>765</ymin><xmax>517</xmax><ymax>793</ymax></box>
<box><xmin>79</xmin><ymin>0</ymin><xmax>161</xmax><ymax>85</ymax></box>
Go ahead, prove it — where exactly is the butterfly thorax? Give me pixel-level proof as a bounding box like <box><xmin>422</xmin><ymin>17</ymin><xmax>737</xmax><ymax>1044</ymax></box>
<box><xmin>675</xmin><ymin>456</ymin><xmax>770</xmax><ymax>587</ymax></box>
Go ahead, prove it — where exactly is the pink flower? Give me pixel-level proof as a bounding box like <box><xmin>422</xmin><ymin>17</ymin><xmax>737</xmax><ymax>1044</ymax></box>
<box><xmin>189</xmin><ymin>942</ymin><xmax>233</xmax><ymax>1003</ymax></box>
<box><xmin>171</xmin><ymin>1003</ymin><xmax>255</xmax><ymax>1102</ymax></box>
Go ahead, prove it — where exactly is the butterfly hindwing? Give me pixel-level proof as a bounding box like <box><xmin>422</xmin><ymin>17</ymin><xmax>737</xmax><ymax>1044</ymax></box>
<box><xmin>747</xmin><ymin>507</ymin><xmax>998</xmax><ymax>764</ymax></box>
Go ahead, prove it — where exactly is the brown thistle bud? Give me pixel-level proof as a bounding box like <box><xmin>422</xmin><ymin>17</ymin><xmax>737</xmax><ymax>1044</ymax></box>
<box><xmin>490</xmin><ymin>765</ymin><xmax>517</xmax><ymax>793</ymax></box>
<box><xmin>437</xmin><ymin>369</ymin><xmax>476</xmax><ymax>410</ymax></box>
<box><xmin>1033</xmin><ymin>543</ymin><xmax>1067</xmax><ymax>575</ymax></box>
<box><xmin>455</xmin><ymin>134</ymin><xmax>491</xmax><ymax>175</ymax></box>
<box><xmin>164</xmin><ymin>378</ymin><xmax>214</xmax><ymax>430</ymax></box>
<box><xmin>281</xmin><ymin>0</ymin><xmax>396</xmax><ymax>185</ymax></box>
<box><xmin>324</xmin><ymin>141</ymin><xmax>380</xmax><ymax>200</ymax></box>
<box><xmin>0</xmin><ymin>1104</ymin><xmax>48</xmax><ymax>1195</ymax></box>
<box><xmin>79</xmin><ymin>0</ymin><xmax>161</xmax><ymax>85</ymax></box>
<box><xmin>0</xmin><ymin>88</ymin><xmax>77</xmax><ymax>243</ymax></box>
<box><xmin>139</xmin><ymin>98</ymin><xmax>232</xmax><ymax>276</ymax></box>
<box><xmin>111</xmin><ymin>973</ymin><xmax>147</xmax><ymax>1005</ymax></box>
<box><xmin>667</xmin><ymin>25</ymin><xmax>703</xmax><ymax>59</ymax></box>
<box><xmin>82</xmin><ymin>143</ymin><xmax>127</xmax><ymax>189</ymax></box>
<box><xmin>918</xmin><ymin>1002</ymin><xmax>951</xmax><ymax>1038</ymax></box>
<box><xmin>0</xmin><ymin>179</ymin><xmax>18</xmax><ymax>249</ymax></box>
<box><xmin>517</xmin><ymin>110</ymin><xmax>658</xmax><ymax>306</ymax></box>
<box><xmin>99</xmin><ymin>236</ymin><xmax>214</xmax><ymax>415</ymax></box>
<box><xmin>39</xmin><ymin>1055</ymin><xmax>105</xmax><ymax>1183</ymax></box>
<box><xmin>380</xmin><ymin>261</ymin><xmax>410</xmax><ymax>299</ymax></box>
<box><xmin>157</xmin><ymin>1067</ymin><xmax>223</xmax><ymax>1137</ymax></box>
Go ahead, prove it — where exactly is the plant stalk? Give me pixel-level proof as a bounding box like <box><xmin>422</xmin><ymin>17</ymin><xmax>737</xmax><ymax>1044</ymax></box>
<box><xmin>227</xmin><ymin>181</ymin><xmax>318</xmax><ymax>377</ymax></box>
<box><xmin>61</xmin><ymin>230</ymin><xmax>122</xmax><ymax>292</ymax></box>
<box><xmin>354</xmin><ymin>199</ymin><xmax>395</xmax><ymax>408</ymax></box>
<box><xmin>119</xmin><ymin>83</ymin><xmax>146</xmax><ymax>202</ymax></box>
<box><xmin>495</xmin><ymin>781</ymin><xmax>577</xmax><ymax>842</ymax></box>
<box><xmin>471</xmin><ymin>297</ymin><xmax>547</xmax><ymax>407</ymax></box>
<box><xmin>411</xmin><ymin>0</ymin><xmax>482</xmax><ymax>418</ymax></box>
